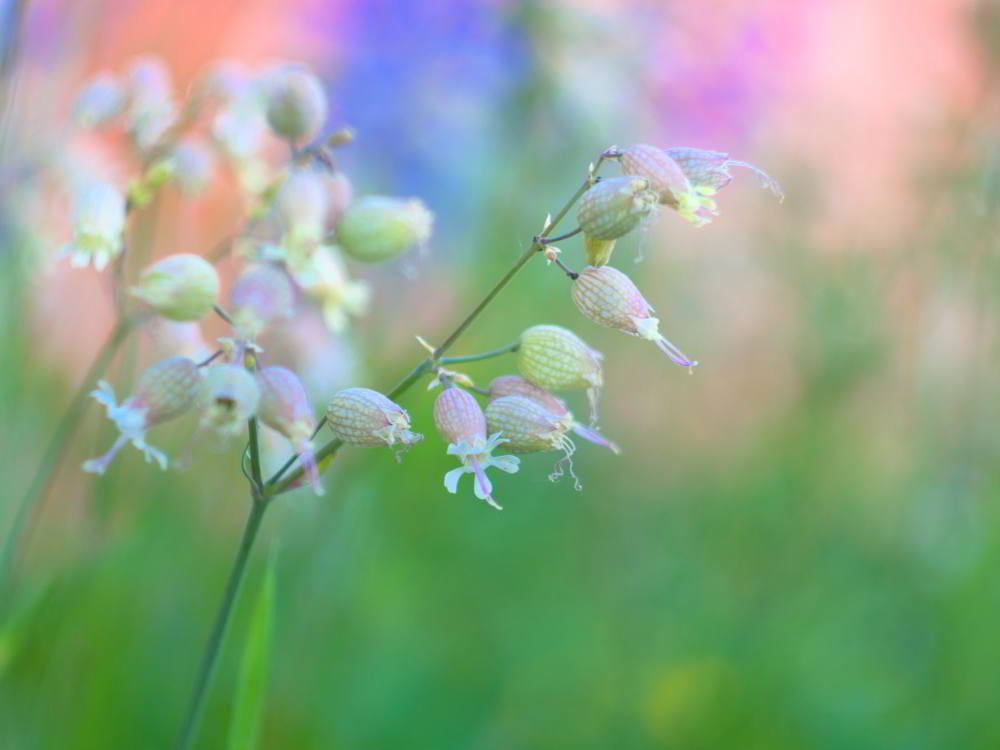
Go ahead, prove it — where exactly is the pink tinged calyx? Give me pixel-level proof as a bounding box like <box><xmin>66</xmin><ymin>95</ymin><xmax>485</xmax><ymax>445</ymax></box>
<box><xmin>620</xmin><ymin>143</ymin><xmax>716</xmax><ymax>227</ymax></box>
<box><xmin>433</xmin><ymin>387</ymin><xmax>519</xmax><ymax>511</ymax></box>
<box><xmin>326</xmin><ymin>387</ymin><xmax>422</xmax><ymax>457</ymax></box>
<box><xmin>571</xmin><ymin>265</ymin><xmax>697</xmax><ymax>370</ymax></box>
<box><xmin>484</xmin><ymin>396</ymin><xmax>581</xmax><ymax>490</ymax></box>
<box><xmin>198</xmin><ymin>364</ymin><xmax>260</xmax><ymax>436</ymax></box>
<box><xmin>256</xmin><ymin>366</ymin><xmax>323</xmax><ymax>494</ymax></box>
<box><xmin>82</xmin><ymin>356</ymin><xmax>200</xmax><ymax>474</ymax></box>
<box><xmin>229</xmin><ymin>264</ymin><xmax>296</xmax><ymax>339</ymax></box>
<box><xmin>487</xmin><ymin>376</ymin><xmax>620</xmax><ymax>455</ymax></box>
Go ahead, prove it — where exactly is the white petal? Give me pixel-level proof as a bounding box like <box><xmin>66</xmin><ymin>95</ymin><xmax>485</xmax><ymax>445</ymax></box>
<box><xmin>443</xmin><ymin>466</ymin><xmax>466</xmax><ymax>494</ymax></box>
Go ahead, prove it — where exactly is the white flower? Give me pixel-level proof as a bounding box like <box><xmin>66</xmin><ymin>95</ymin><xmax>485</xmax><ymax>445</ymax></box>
<box><xmin>60</xmin><ymin>180</ymin><xmax>126</xmax><ymax>271</ymax></box>
<box><xmin>443</xmin><ymin>432</ymin><xmax>520</xmax><ymax>510</ymax></box>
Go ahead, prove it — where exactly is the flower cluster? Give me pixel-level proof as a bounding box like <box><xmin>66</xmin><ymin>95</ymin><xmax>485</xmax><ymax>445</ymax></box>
<box><xmin>59</xmin><ymin>57</ymin><xmax>779</xmax><ymax>510</ymax></box>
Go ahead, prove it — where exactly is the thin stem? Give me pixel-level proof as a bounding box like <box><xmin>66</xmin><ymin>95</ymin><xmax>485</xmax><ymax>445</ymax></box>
<box><xmin>542</xmin><ymin>227</ymin><xmax>582</xmax><ymax>243</ymax></box>
<box><xmin>551</xmin><ymin>256</ymin><xmax>579</xmax><ymax>280</ymax></box>
<box><xmin>439</xmin><ymin>341</ymin><xmax>520</xmax><ymax>365</ymax></box>
<box><xmin>247</xmin><ymin>418</ymin><xmax>263</xmax><ymax>493</ymax></box>
<box><xmin>264</xmin><ymin>150</ymin><xmax>614</xmax><ymax>494</ymax></box>
<box><xmin>0</xmin><ymin>318</ymin><xmax>133</xmax><ymax>589</ymax></box>
<box><xmin>212</xmin><ymin>305</ymin><xmax>233</xmax><ymax>326</ymax></box>
<box><xmin>174</xmin><ymin>498</ymin><xmax>268</xmax><ymax>750</ymax></box>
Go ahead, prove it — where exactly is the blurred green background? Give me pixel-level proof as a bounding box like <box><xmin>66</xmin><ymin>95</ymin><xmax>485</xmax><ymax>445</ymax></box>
<box><xmin>1</xmin><ymin>0</ymin><xmax>999</xmax><ymax>748</ymax></box>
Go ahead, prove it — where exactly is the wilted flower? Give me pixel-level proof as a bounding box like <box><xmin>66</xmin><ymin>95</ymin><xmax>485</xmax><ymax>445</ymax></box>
<box><xmin>326</xmin><ymin>387</ymin><xmax>421</xmax><ymax>453</ymax></box>
<box><xmin>337</xmin><ymin>196</ymin><xmax>433</xmax><ymax>263</ymax></box>
<box><xmin>264</xmin><ymin>66</ymin><xmax>327</xmax><ymax>144</ymax></box>
<box><xmin>73</xmin><ymin>73</ymin><xmax>125</xmax><ymax>128</ymax></box>
<box><xmin>256</xmin><ymin>366</ymin><xmax>323</xmax><ymax>494</ymax></box>
<box><xmin>572</xmin><ymin>265</ymin><xmax>696</xmax><ymax>369</ymax></box>
<box><xmin>198</xmin><ymin>364</ymin><xmax>260</xmax><ymax>436</ymax></box>
<box><xmin>276</xmin><ymin>169</ymin><xmax>329</xmax><ymax>258</ymax></box>
<box><xmin>517</xmin><ymin>324</ymin><xmax>603</xmax><ymax>422</ymax></box>
<box><xmin>289</xmin><ymin>246</ymin><xmax>369</xmax><ymax>333</ymax></box>
<box><xmin>229</xmin><ymin>264</ymin><xmax>296</xmax><ymax>338</ymax></box>
<box><xmin>577</xmin><ymin>176</ymin><xmax>658</xmax><ymax>241</ymax></box>
<box><xmin>488</xmin><ymin>375</ymin><xmax>619</xmax><ymax>454</ymax></box>
<box><xmin>60</xmin><ymin>180</ymin><xmax>126</xmax><ymax>270</ymax></box>
<box><xmin>131</xmin><ymin>254</ymin><xmax>220</xmax><ymax>321</ymax></box>
<box><xmin>170</xmin><ymin>138</ymin><xmax>216</xmax><ymax>196</ymax></box>
<box><xmin>124</xmin><ymin>56</ymin><xmax>177</xmax><ymax>151</ymax></box>
<box><xmin>666</xmin><ymin>147</ymin><xmax>784</xmax><ymax>205</ymax></box>
<box><xmin>433</xmin><ymin>387</ymin><xmax>519</xmax><ymax>510</ymax></box>
<box><xmin>82</xmin><ymin>356</ymin><xmax>200</xmax><ymax>474</ymax></box>
<box><xmin>484</xmin><ymin>395</ymin><xmax>580</xmax><ymax>488</ymax></box>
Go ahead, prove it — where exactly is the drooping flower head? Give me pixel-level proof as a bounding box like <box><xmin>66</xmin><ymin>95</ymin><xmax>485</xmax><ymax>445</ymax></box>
<box><xmin>198</xmin><ymin>364</ymin><xmax>260</xmax><ymax>436</ymax></box>
<box><xmin>60</xmin><ymin>180</ymin><xmax>126</xmax><ymax>271</ymax></box>
<box><xmin>264</xmin><ymin>65</ymin><xmax>328</xmax><ymax>145</ymax></box>
<box><xmin>170</xmin><ymin>138</ymin><xmax>217</xmax><ymax>196</ymax></box>
<box><xmin>73</xmin><ymin>72</ymin><xmax>126</xmax><ymax>128</ymax></box>
<box><xmin>577</xmin><ymin>176</ymin><xmax>659</xmax><ymax>241</ymax></box>
<box><xmin>289</xmin><ymin>246</ymin><xmax>369</xmax><ymax>333</ymax></box>
<box><xmin>571</xmin><ymin>265</ymin><xmax>697</xmax><ymax>370</ymax></box>
<box><xmin>322</xmin><ymin>171</ymin><xmax>354</xmax><ymax>230</ymax></box>
<box><xmin>124</xmin><ymin>56</ymin><xmax>177</xmax><ymax>152</ymax></box>
<box><xmin>256</xmin><ymin>366</ymin><xmax>323</xmax><ymax>494</ymax></box>
<box><xmin>488</xmin><ymin>375</ymin><xmax>619</xmax><ymax>454</ymax></box>
<box><xmin>337</xmin><ymin>196</ymin><xmax>433</xmax><ymax>263</ymax></box>
<box><xmin>326</xmin><ymin>387</ymin><xmax>422</xmax><ymax>456</ymax></box>
<box><xmin>433</xmin><ymin>386</ymin><xmax>519</xmax><ymax>510</ymax></box>
<box><xmin>666</xmin><ymin>147</ymin><xmax>784</xmax><ymax>205</ymax></box>
<box><xmin>276</xmin><ymin>169</ymin><xmax>329</xmax><ymax>259</ymax></box>
<box><xmin>131</xmin><ymin>253</ymin><xmax>220</xmax><ymax>321</ymax></box>
<box><xmin>82</xmin><ymin>356</ymin><xmax>201</xmax><ymax>474</ymax></box>
<box><xmin>229</xmin><ymin>264</ymin><xmax>296</xmax><ymax>339</ymax></box>
<box><xmin>517</xmin><ymin>324</ymin><xmax>604</xmax><ymax>423</ymax></box>
<box><xmin>484</xmin><ymin>395</ymin><xmax>581</xmax><ymax>489</ymax></box>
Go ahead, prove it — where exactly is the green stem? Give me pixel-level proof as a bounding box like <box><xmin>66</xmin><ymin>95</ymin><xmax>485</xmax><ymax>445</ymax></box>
<box><xmin>174</xmin><ymin>498</ymin><xmax>268</xmax><ymax>750</ymax></box>
<box><xmin>0</xmin><ymin>318</ymin><xmax>133</xmax><ymax>588</ymax></box>
<box><xmin>263</xmin><ymin>152</ymin><xmax>613</xmax><ymax>494</ymax></box>
<box><xmin>439</xmin><ymin>342</ymin><xmax>520</xmax><ymax>365</ymax></box>
<box><xmin>247</xmin><ymin>418</ymin><xmax>263</xmax><ymax>492</ymax></box>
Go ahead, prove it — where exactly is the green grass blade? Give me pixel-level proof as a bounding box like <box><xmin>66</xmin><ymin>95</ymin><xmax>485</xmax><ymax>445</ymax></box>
<box><xmin>225</xmin><ymin>549</ymin><xmax>276</xmax><ymax>750</ymax></box>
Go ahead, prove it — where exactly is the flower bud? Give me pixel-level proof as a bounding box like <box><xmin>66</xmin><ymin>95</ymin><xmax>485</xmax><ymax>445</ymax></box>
<box><xmin>620</xmin><ymin>144</ymin><xmax>692</xmax><ymax>207</ymax></box>
<box><xmin>198</xmin><ymin>364</ymin><xmax>260</xmax><ymax>435</ymax></box>
<box><xmin>326</xmin><ymin>387</ymin><xmax>421</xmax><ymax>451</ymax></box>
<box><xmin>485</xmin><ymin>395</ymin><xmax>580</xmax><ymax>488</ymax></box>
<box><xmin>289</xmin><ymin>246</ymin><xmax>368</xmax><ymax>333</ymax></box>
<box><xmin>571</xmin><ymin>265</ymin><xmax>696</xmax><ymax>369</ymax></box>
<box><xmin>131</xmin><ymin>254</ymin><xmax>220</xmax><ymax>321</ymax></box>
<box><xmin>434</xmin><ymin>387</ymin><xmax>519</xmax><ymax>510</ymax></box>
<box><xmin>170</xmin><ymin>138</ymin><xmax>216</xmax><ymax>196</ymax></box>
<box><xmin>337</xmin><ymin>196</ymin><xmax>433</xmax><ymax>263</ymax></box>
<box><xmin>264</xmin><ymin>66</ymin><xmax>327</xmax><ymax>144</ymax></box>
<box><xmin>229</xmin><ymin>264</ymin><xmax>295</xmax><ymax>338</ymax></box>
<box><xmin>276</xmin><ymin>169</ymin><xmax>329</xmax><ymax>254</ymax></box>
<box><xmin>60</xmin><ymin>180</ymin><xmax>126</xmax><ymax>271</ymax></box>
<box><xmin>73</xmin><ymin>73</ymin><xmax>125</xmax><ymax>128</ymax></box>
<box><xmin>83</xmin><ymin>356</ymin><xmax>200</xmax><ymax>474</ymax></box>
<box><xmin>257</xmin><ymin>366</ymin><xmax>323</xmax><ymax>494</ymax></box>
<box><xmin>488</xmin><ymin>375</ymin><xmax>620</xmax><ymax>454</ymax></box>
<box><xmin>576</xmin><ymin>176</ymin><xmax>658</xmax><ymax>241</ymax></box>
<box><xmin>517</xmin><ymin>325</ymin><xmax>603</xmax><ymax>421</ymax></box>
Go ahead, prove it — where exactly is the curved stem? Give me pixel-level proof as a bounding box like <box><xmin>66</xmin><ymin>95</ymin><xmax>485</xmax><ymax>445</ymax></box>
<box><xmin>0</xmin><ymin>318</ymin><xmax>133</xmax><ymax>588</ymax></box>
<box><xmin>174</xmin><ymin>498</ymin><xmax>268</xmax><ymax>750</ymax></box>
<box><xmin>439</xmin><ymin>341</ymin><xmax>520</xmax><ymax>365</ymax></box>
<box><xmin>263</xmin><ymin>151</ymin><xmax>615</xmax><ymax>494</ymax></box>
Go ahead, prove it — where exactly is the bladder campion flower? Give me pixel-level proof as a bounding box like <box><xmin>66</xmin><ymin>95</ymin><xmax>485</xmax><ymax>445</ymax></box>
<box><xmin>484</xmin><ymin>395</ymin><xmax>581</xmax><ymax>488</ymax></box>
<box><xmin>517</xmin><ymin>325</ymin><xmax>604</xmax><ymax>422</ymax></box>
<box><xmin>276</xmin><ymin>169</ymin><xmax>329</xmax><ymax>259</ymax></box>
<box><xmin>256</xmin><ymin>366</ymin><xmax>324</xmax><ymax>494</ymax></box>
<box><xmin>131</xmin><ymin>254</ymin><xmax>220</xmax><ymax>321</ymax></box>
<box><xmin>124</xmin><ymin>56</ymin><xmax>177</xmax><ymax>152</ymax></box>
<box><xmin>73</xmin><ymin>73</ymin><xmax>125</xmax><ymax>128</ymax></box>
<box><xmin>264</xmin><ymin>66</ymin><xmax>327</xmax><ymax>145</ymax></box>
<box><xmin>572</xmin><ymin>265</ymin><xmax>696</xmax><ymax>369</ymax></box>
<box><xmin>229</xmin><ymin>264</ymin><xmax>296</xmax><ymax>339</ymax></box>
<box><xmin>337</xmin><ymin>196</ymin><xmax>433</xmax><ymax>263</ymax></box>
<box><xmin>170</xmin><ymin>138</ymin><xmax>217</xmax><ymax>196</ymax></box>
<box><xmin>326</xmin><ymin>388</ymin><xmax>422</xmax><ymax>453</ymax></box>
<box><xmin>198</xmin><ymin>364</ymin><xmax>260</xmax><ymax>436</ymax></box>
<box><xmin>433</xmin><ymin>386</ymin><xmax>519</xmax><ymax>510</ymax></box>
<box><xmin>82</xmin><ymin>356</ymin><xmax>201</xmax><ymax>474</ymax></box>
<box><xmin>60</xmin><ymin>180</ymin><xmax>126</xmax><ymax>271</ymax></box>
<box><xmin>666</xmin><ymin>147</ymin><xmax>784</xmax><ymax>204</ymax></box>
<box><xmin>488</xmin><ymin>375</ymin><xmax>619</xmax><ymax>454</ymax></box>
<box><xmin>289</xmin><ymin>246</ymin><xmax>369</xmax><ymax>333</ymax></box>
<box><xmin>577</xmin><ymin>176</ymin><xmax>658</xmax><ymax>241</ymax></box>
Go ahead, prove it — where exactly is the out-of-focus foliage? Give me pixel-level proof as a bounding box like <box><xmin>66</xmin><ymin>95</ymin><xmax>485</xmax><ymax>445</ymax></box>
<box><xmin>1</xmin><ymin>0</ymin><xmax>999</xmax><ymax>748</ymax></box>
